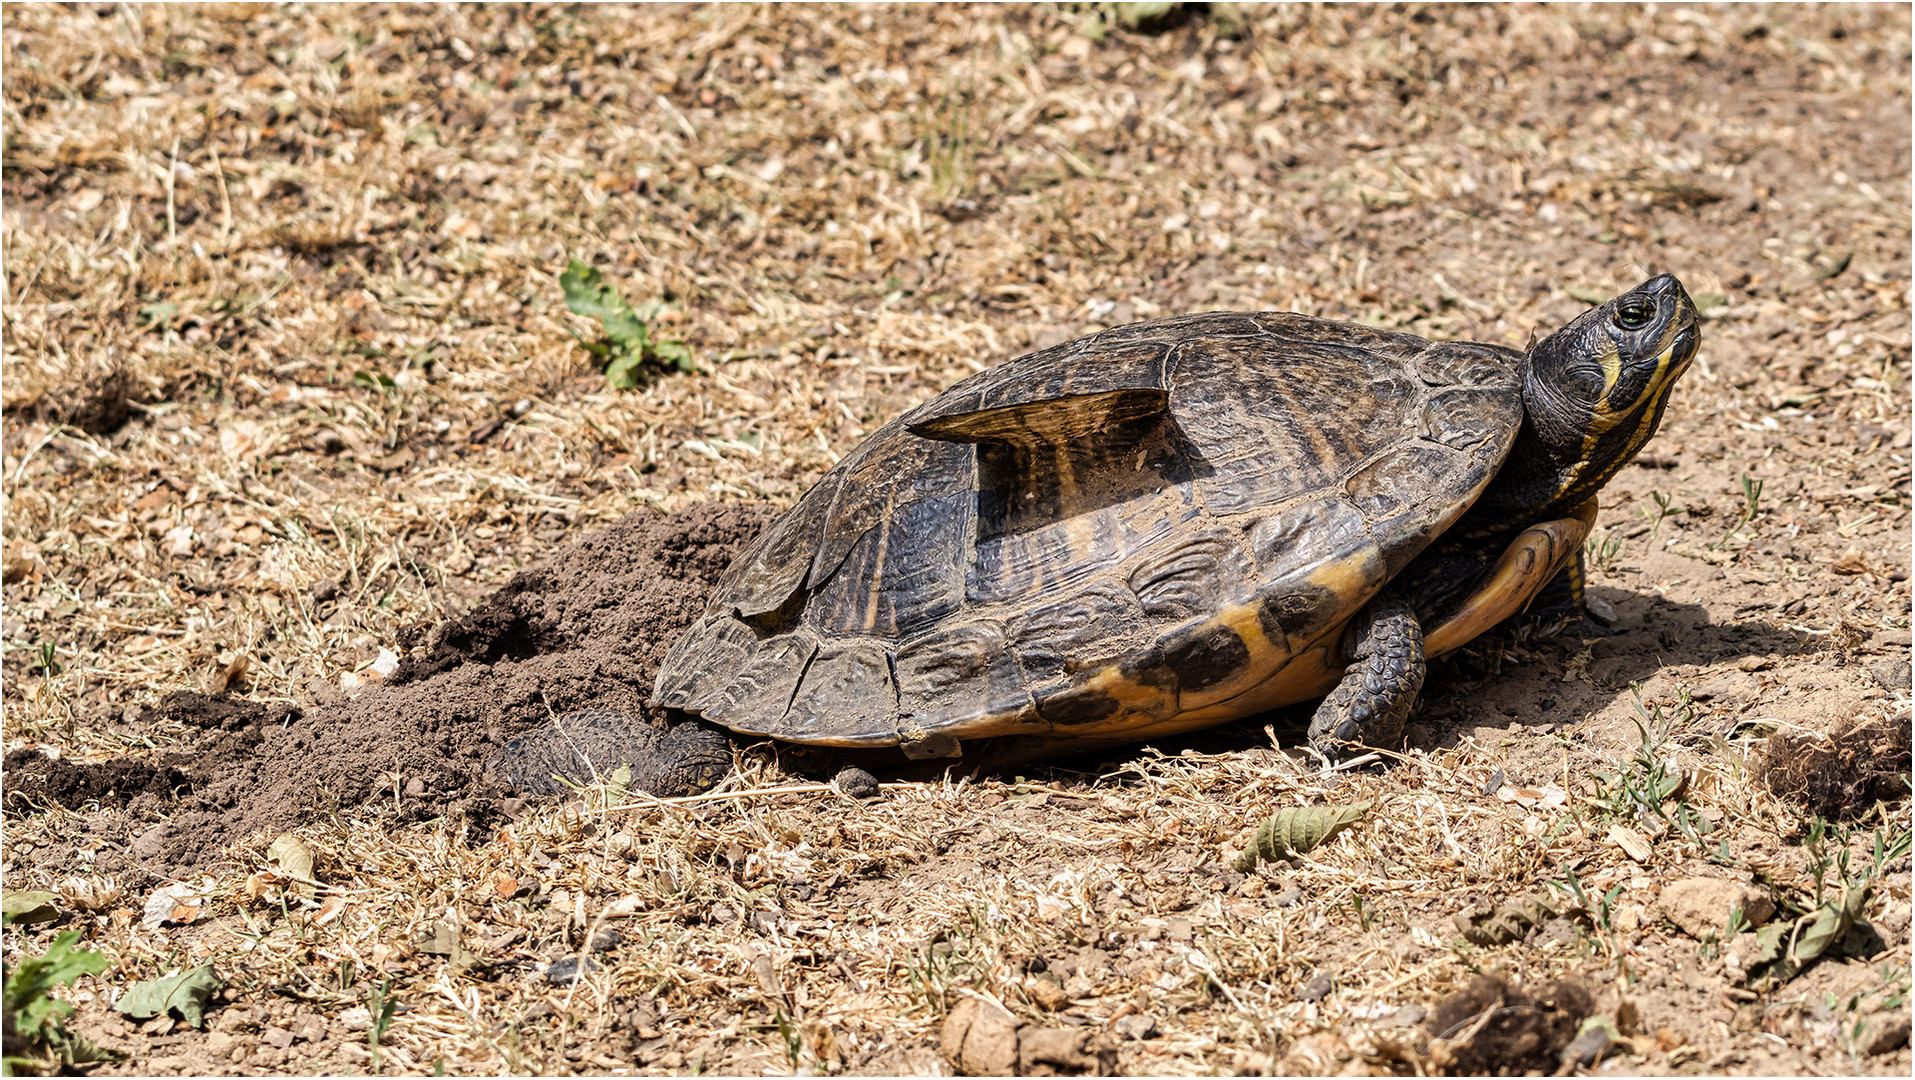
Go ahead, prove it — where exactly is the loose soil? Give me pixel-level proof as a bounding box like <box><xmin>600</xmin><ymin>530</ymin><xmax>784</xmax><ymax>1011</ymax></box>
<box><xmin>3</xmin><ymin>4</ymin><xmax>1909</xmax><ymax>1077</ymax></box>
<box><xmin>5</xmin><ymin>503</ymin><xmax>772</xmax><ymax>877</ymax></box>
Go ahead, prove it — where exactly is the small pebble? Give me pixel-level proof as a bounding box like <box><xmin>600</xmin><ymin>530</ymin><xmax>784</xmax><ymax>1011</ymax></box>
<box><xmin>834</xmin><ymin>766</ymin><xmax>881</xmax><ymax>798</ymax></box>
<box><xmin>1299</xmin><ymin>971</ymin><xmax>1335</xmax><ymax>1002</ymax></box>
<box><xmin>1273</xmin><ymin>886</ymin><xmax>1304</xmax><ymax>907</ymax></box>
<box><xmin>546</xmin><ymin>955</ymin><xmax>595</xmax><ymax>985</ymax></box>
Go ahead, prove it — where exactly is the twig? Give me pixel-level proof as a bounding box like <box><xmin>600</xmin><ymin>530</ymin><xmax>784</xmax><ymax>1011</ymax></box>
<box><xmin>164</xmin><ymin>135</ymin><xmax>181</xmax><ymax>248</ymax></box>
<box><xmin>209</xmin><ymin>143</ymin><xmax>234</xmax><ymax>247</ymax></box>
<box><xmin>1431</xmin><ymin>272</ymin><xmax>1495</xmax><ymax>316</ymax></box>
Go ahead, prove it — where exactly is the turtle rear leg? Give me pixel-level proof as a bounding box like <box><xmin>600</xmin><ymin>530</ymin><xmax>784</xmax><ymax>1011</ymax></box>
<box><xmin>493</xmin><ymin>711</ymin><xmax>731</xmax><ymax>797</ymax></box>
<box><xmin>1307</xmin><ymin>592</ymin><xmax>1426</xmax><ymax>762</ymax></box>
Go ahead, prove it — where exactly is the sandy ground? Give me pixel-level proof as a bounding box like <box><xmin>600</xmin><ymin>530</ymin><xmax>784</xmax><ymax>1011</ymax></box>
<box><xmin>3</xmin><ymin>4</ymin><xmax>1910</xmax><ymax>1076</ymax></box>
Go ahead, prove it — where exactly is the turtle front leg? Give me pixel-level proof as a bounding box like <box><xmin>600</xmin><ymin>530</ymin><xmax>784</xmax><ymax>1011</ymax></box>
<box><xmin>1307</xmin><ymin>592</ymin><xmax>1426</xmax><ymax>762</ymax></box>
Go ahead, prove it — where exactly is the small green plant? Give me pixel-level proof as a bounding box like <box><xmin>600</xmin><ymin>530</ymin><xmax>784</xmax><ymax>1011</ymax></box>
<box><xmin>367</xmin><ymin>977</ymin><xmax>397</xmax><ymax>1067</ymax></box>
<box><xmin>1643</xmin><ymin>489</ymin><xmax>1684</xmax><ymax>537</ymax></box>
<box><xmin>2</xmin><ymin>928</ymin><xmax>114</xmax><ymax>1075</ymax></box>
<box><xmin>1585</xmin><ymin>526</ymin><xmax>1624</xmax><ymax>573</ymax></box>
<box><xmin>1712</xmin><ymin>474</ymin><xmax>1764</xmax><ymax>550</ymax></box>
<box><xmin>27</xmin><ymin>641</ymin><xmax>59</xmax><ymax>678</ymax></box>
<box><xmin>559</xmin><ymin>260</ymin><xmax>695</xmax><ymax>388</ymax></box>
<box><xmin>773</xmin><ymin>1006</ymin><xmax>803</xmax><ymax>1068</ymax></box>
<box><xmin>1585</xmin><ymin>686</ymin><xmax>1719</xmax><ymax>846</ymax></box>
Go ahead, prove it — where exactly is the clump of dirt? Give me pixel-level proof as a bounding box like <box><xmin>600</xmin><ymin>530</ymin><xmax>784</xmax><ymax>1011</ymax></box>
<box><xmin>2</xmin><ymin>504</ymin><xmax>771</xmax><ymax>879</ymax></box>
<box><xmin>1424</xmin><ymin>974</ymin><xmax>1595</xmax><ymax>1076</ymax></box>
<box><xmin>1761</xmin><ymin>713</ymin><xmax>1913</xmax><ymax>820</ymax></box>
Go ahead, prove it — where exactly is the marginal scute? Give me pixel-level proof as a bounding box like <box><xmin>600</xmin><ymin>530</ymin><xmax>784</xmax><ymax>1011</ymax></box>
<box><xmin>1256</xmin><ymin>580</ymin><xmax>1343</xmax><ymax>650</ymax></box>
<box><xmin>1159</xmin><ymin>620</ymin><xmax>1254</xmax><ymax>695</ymax></box>
<box><xmin>780</xmin><ymin>641</ymin><xmax>896</xmax><ymax>744</ymax></box>
<box><xmin>1033</xmin><ymin>661</ymin><xmax>1176</xmax><ymax>728</ymax></box>
<box><xmin>650</xmin><ymin>616</ymin><xmax>754</xmax><ymax>712</ymax></box>
<box><xmin>895</xmin><ymin>623</ymin><xmax>1036</xmax><ymax>733</ymax></box>
<box><xmin>712</xmin><ymin>632</ymin><xmax>818</xmax><ymax>735</ymax></box>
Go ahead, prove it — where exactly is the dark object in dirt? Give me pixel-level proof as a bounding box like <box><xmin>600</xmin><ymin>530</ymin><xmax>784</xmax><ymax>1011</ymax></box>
<box><xmin>1869</xmin><ymin>656</ymin><xmax>1911</xmax><ymax>692</ymax></box>
<box><xmin>1558</xmin><ymin>1015</ymin><xmax>1619</xmax><ymax>1070</ymax></box>
<box><xmin>546</xmin><ymin>955</ymin><xmax>595</xmax><ymax>985</ymax></box>
<box><xmin>492</xmin><ymin>710</ymin><xmax>730</xmax><ymax>797</ymax></box>
<box><xmin>1298</xmin><ymin>970</ymin><xmax>1334</xmax><ymax>1002</ymax></box>
<box><xmin>1424</xmin><ymin>974</ymin><xmax>1594</xmax><ymax>1076</ymax></box>
<box><xmin>1761</xmin><ymin>713</ymin><xmax>1911</xmax><ymax>820</ymax></box>
<box><xmin>5</xmin><ymin>505</ymin><xmax>772</xmax><ymax>877</ymax></box>
<box><xmin>833</xmin><ymin>765</ymin><xmax>881</xmax><ymax>798</ymax></box>
<box><xmin>941</xmin><ymin>996</ymin><xmax>1116</xmax><ymax>1077</ymax></box>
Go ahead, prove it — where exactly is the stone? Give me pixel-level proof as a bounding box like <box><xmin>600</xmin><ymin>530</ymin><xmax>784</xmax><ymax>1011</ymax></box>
<box><xmin>1656</xmin><ymin>879</ymin><xmax>1774</xmax><ymax>941</ymax></box>
<box><xmin>834</xmin><ymin>766</ymin><xmax>881</xmax><ymax>798</ymax></box>
<box><xmin>1018</xmin><ymin>1026</ymin><xmax>1114</xmax><ymax>1075</ymax></box>
<box><xmin>1691</xmin><ymin>672</ymin><xmax>1760</xmax><ymax>706</ymax></box>
<box><xmin>942</xmin><ymin>996</ymin><xmax>1018</xmax><ymax>1077</ymax></box>
<box><xmin>1869</xmin><ymin>657</ymin><xmax>1910</xmax><ymax>692</ymax></box>
<box><xmin>1025</xmin><ymin>974</ymin><xmax>1068</xmax><ymax>1011</ymax></box>
<box><xmin>1862</xmin><ymin>1011</ymin><xmax>1910</xmax><ymax>1056</ymax></box>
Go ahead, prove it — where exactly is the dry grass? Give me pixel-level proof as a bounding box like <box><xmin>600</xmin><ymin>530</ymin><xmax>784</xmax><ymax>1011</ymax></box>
<box><xmin>3</xmin><ymin>3</ymin><xmax>1911</xmax><ymax>1076</ymax></box>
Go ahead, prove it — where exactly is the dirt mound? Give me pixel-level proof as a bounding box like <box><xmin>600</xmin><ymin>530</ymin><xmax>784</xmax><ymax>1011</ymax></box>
<box><xmin>3</xmin><ymin>504</ymin><xmax>772</xmax><ymax>878</ymax></box>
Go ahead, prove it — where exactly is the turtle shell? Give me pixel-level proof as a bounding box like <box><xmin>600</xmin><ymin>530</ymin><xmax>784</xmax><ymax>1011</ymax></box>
<box><xmin>652</xmin><ymin>312</ymin><xmax>1524</xmax><ymax>754</ymax></box>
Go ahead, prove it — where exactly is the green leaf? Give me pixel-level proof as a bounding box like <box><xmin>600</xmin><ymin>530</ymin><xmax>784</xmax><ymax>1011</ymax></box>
<box><xmin>603</xmin><ymin>350</ymin><xmax>647</xmax><ymax>390</ymax></box>
<box><xmin>652</xmin><ymin>338</ymin><xmax>697</xmax><ymax>373</ymax></box>
<box><xmin>1233</xmin><ymin>801</ymin><xmax>1375</xmax><ymax>871</ymax></box>
<box><xmin>1111</xmin><ymin>2</ymin><xmax>1178</xmax><ymax>29</ymax></box>
<box><xmin>2</xmin><ymin>931</ymin><xmax>115</xmax><ymax>1073</ymax></box>
<box><xmin>2</xmin><ymin>891</ymin><xmax>61</xmax><ymax>925</ymax></box>
<box><xmin>560</xmin><ymin>258</ymin><xmax>691</xmax><ymax>387</ymax></box>
<box><xmin>114</xmin><ymin>965</ymin><xmax>222</xmax><ymax>1029</ymax></box>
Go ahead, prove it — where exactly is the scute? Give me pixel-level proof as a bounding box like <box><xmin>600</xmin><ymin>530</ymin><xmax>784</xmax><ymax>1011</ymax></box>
<box><xmin>651</xmin><ymin>311</ymin><xmax>1528</xmax><ymax>749</ymax></box>
<box><xmin>779</xmin><ymin>641</ymin><xmax>896</xmax><ymax>745</ymax></box>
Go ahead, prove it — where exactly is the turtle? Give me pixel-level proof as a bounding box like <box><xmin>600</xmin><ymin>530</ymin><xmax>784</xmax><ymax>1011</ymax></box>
<box><xmin>497</xmin><ymin>274</ymin><xmax>1700</xmax><ymax>795</ymax></box>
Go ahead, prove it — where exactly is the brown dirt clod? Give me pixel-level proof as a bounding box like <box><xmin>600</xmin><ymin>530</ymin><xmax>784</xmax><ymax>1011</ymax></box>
<box><xmin>1425</xmin><ymin>974</ymin><xmax>1596</xmax><ymax>1076</ymax></box>
<box><xmin>1761</xmin><ymin>713</ymin><xmax>1913</xmax><ymax>820</ymax></box>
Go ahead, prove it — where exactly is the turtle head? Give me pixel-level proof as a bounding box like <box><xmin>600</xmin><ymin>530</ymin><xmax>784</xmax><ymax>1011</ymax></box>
<box><xmin>1504</xmin><ymin>274</ymin><xmax>1701</xmax><ymax>520</ymax></box>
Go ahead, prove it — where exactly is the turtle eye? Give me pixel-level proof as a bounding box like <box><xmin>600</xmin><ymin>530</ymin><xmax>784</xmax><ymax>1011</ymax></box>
<box><xmin>1613</xmin><ymin>298</ymin><xmax>1655</xmax><ymax>331</ymax></box>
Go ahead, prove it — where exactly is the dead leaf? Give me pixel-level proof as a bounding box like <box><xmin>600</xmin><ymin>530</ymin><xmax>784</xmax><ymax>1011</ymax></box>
<box><xmin>267</xmin><ymin>834</ymin><xmax>316</xmax><ymax>882</ymax></box>
<box><xmin>314</xmin><ymin>896</ymin><xmax>347</xmax><ymax>925</ymax></box>
<box><xmin>1607</xmin><ymin>824</ymin><xmax>1654</xmax><ymax>863</ymax></box>
<box><xmin>220</xmin><ymin>419</ymin><xmax>261</xmax><ymax>458</ymax></box>
<box><xmin>142</xmin><ymin>880</ymin><xmax>212</xmax><ymax>930</ymax></box>
<box><xmin>1831</xmin><ymin>548</ymin><xmax>1871</xmax><ymax>575</ymax></box>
